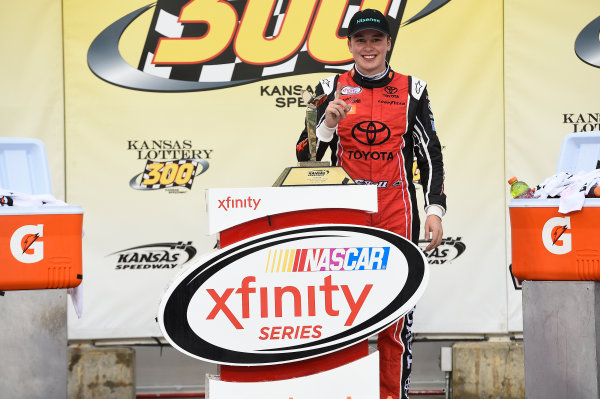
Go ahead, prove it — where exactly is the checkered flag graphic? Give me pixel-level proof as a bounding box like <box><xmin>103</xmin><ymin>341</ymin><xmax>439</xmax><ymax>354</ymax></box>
<box><xmin>141</xmin><ymin>159</ymin><xmax>199</xmax><ymax>190</ymax></box>
<box><xmin>137</xmin><ymin>0</ymin><xmax>405</xmax><ymax>85</ymax></box>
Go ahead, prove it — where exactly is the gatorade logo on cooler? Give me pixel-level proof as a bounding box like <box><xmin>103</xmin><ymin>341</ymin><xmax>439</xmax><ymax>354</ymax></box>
<box><xmin>10</xmin><ymin>224</ymin><xmax>44</xmax><ymax>263</ymax></box>
<box><xmin>542</xmin><ymin>216</ymin><xmax>572</xmax><ymax>255</ymax></box>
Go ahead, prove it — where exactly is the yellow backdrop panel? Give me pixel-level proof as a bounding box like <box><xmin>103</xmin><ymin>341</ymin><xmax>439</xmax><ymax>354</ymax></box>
<box><xmin>0</xmin><ymin>1</ymin><xmax>65</xmax><ymax>198</ymax></box>
<box><xmin>64</xmin><ymin>0</ymin><xmax>505</xmax><ymax>338</ymax></box>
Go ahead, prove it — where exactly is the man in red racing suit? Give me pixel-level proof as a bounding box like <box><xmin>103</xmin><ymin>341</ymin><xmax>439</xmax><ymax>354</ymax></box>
<box><xmin>296</xmin><ymin>9</ymin><xmax>446</xmax><ymax>399</ymax></box>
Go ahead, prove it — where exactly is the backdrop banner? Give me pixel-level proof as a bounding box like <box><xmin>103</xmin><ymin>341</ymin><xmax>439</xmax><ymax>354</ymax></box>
<box><xmin>63</xmin><ymin>0</ymin><xmax>504</xmax><ymax>339</ymax></box>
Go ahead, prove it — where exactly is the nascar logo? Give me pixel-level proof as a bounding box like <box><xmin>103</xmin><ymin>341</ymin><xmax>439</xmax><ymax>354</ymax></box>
<box><xmin>266</xmin><ymin>247</ymin><xmax>390</xmax><ymax>272</ymax></box>
<box><xmin>158</xmin><ymin>224</ymin><xmax>428</xmax><ymax>365</ymax></box>
<box><xmin>88</xmin><ymin>0</ymin><xmax>451</xmax><ymax>92</ymax></box>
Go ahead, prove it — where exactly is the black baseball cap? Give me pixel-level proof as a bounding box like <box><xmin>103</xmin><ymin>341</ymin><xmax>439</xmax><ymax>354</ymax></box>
<box><xmin>347</xmin><ymin>9</ymin><xmax>390</xmax><ymax>38</ymax></box>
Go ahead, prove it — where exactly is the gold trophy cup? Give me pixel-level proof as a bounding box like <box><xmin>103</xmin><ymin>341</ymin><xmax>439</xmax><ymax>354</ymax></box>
<box><xmin>273</xmin><ymin>91</ymin><xmax>355</xmax><ymax>187</ymax></box>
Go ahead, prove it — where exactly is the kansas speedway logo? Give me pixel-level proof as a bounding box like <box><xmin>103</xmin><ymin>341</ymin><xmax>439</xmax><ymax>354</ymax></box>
<box><xmin>88</xmin><ymin>0</ymin><xmax>452</xmax><ymax>92</ymax></box>
<box><xmin>109</xmin><ymin>241</ymin><xmax>197</xmax><ymax>271</ymax></box>
<box><xmin>418</xmin><ymin>237</ymin><xmax>466</xmax><ymax>265</ymax></box>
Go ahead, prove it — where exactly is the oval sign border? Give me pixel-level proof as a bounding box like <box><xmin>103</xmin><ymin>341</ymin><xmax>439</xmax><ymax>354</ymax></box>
<box><xmin>158</xmin><ymin>224</ymin><xmax>428</xmax><ymax>365</ymax></box>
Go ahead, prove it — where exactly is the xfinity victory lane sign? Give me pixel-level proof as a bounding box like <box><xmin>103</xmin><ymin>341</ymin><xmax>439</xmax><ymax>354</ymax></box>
<box><xmin>158</xmin><ymin>225</ymin><xmax>428</xmax><ymax>365</ymax></box>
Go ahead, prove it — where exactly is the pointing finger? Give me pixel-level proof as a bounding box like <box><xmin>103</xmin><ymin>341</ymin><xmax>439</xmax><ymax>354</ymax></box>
<box><xmin>335</xmin><ymin>83</ymin><xmax>352</xmax><ymax>112</ymax></box>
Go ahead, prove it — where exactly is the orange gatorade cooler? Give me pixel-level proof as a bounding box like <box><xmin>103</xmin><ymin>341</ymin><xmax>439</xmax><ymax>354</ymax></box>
<box><xmin>509</xmin><ymin>132</ymin><xmax>600</xmax><ymax>281</ymax></box>
<box><xmin>510</xmin><ymin>198</ymin><xmax>600</xmax><ymax>280</ymax></box>
<box><xmin>0</xmin><ymin>206</ymin><xmax>83</xmax><ymax>290</ymax></box>
<box><xmin>0</xmin><ymin>137</ymin><xmax>83</xmax><ymax>290</ymax></box>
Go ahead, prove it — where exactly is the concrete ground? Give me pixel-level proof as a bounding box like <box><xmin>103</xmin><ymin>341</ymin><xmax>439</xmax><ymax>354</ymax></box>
<box><xmin>70</xmin><ymin>336</ymin><xmax>527</xmax><ymax>398</ymax></box>
<box><xmin>133</xmin><ymin>339</ymin><xmax>451</xmax><ymax>397</ymax></box>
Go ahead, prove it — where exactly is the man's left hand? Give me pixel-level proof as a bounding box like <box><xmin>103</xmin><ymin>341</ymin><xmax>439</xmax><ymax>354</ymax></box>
<box><xmin>424</xmin><ymin>215</ymin><xmax>443</xmax><ymax>251</ymax></box>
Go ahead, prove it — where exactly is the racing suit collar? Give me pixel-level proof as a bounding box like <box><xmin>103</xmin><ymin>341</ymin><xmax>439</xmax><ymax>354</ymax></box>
<box><xmin>351</xmin><ymin>63</ymin><xmax>394</xmax><ymax>88</ymax></box>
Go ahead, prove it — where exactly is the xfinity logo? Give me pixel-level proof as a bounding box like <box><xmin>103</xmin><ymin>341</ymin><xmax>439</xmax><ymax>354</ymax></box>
<box><xmin>207</xmin><ymin>275</ymin><xmax>372</xmax><ymax>329</ymax></box>
<box><xmin>10</xmin><ymin>225</ymin><xmax>44</xmax><ymax>264</ymax></box>
<box><xmin>218</xmin><ymin>196</ymin><xmax>262</xmax><ymax>211</ymax></box>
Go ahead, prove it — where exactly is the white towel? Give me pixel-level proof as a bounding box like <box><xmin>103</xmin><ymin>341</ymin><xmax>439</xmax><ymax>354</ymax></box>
<box><xmin>0</xmin><ymin>189</ymin><xmax>67</xmax><ymax>207</ymax></box>
<box><xmin>533</xmin><ymin>172</ymin><xmax>573</xmax><ymax>199</ymax></box>
<box><xmin>556</xmin><ymin>170</ymin><xmax>600</xmax><ymax>213</ymax></box>
<box><xmin>559</xmin><ymin>183</ymin><xmax>586</xmax><ymax>213</ymax></box>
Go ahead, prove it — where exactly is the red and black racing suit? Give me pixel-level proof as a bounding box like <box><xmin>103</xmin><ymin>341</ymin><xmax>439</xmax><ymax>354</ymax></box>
<box><xmin>296</xmin><ymin>67</ymin><xmax>446</xmax><ymax>399</ymax></box>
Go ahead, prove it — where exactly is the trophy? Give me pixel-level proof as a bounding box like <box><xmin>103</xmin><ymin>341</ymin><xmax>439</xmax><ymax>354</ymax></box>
<box><xmin>273</xmin><ymin>91</ymin><xmax>355</xmax><ymax>187</ymax></box>
<box><xmin>302</xmin><ymin>91</ymin><xmax>329</xmax><ymax>165</ymax></box>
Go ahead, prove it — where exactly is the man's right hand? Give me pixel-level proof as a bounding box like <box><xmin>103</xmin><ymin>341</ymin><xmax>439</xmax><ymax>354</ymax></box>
<box><xmin>324</xmin><ymin>83</ymin><xmax>352</xmax><ymax>128</ymax></box>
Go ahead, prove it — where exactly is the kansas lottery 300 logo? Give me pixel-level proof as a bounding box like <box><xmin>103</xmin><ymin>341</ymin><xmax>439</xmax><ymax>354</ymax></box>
<box><xmin>127</xmin><ymin>139</ymin><xmax>211</xmax><ymax>192</ymax></box>
<box><xmin>88</xmin><ymin>0</ymin><xmax>451</xmax><ymax>92</ymax></box>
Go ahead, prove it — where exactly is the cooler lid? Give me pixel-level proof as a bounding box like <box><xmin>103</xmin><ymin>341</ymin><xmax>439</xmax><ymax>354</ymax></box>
<box><xmin>556</xmin><ymin>131</ymin><xmax>600</xmax><ymax>174</ymax></box>
<box><xmin>0</xmin><ymin>138</ymin><xmax>52</xmax><ymax>195</ymax></box>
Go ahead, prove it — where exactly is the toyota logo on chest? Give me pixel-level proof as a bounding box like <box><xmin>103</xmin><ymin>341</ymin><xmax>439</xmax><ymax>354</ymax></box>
<box><xmin>351</xmin><ymin>121</ymin><xmax>391</xmax><ymax>146</ymax></box>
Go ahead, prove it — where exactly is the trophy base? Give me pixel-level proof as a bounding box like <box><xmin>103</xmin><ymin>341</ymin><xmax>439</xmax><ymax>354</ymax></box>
<box><xmin>296</xmin><ymin>161</ymin><xmax>330</xmax><ymax>167</ymax></box>
<box><xmin>273</xmin><ymin>163</ymin><xmax>355</xmax><ymax>187</ymax></box>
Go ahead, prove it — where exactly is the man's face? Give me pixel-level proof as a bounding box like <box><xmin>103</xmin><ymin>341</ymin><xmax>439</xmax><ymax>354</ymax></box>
<box><xmin>347</xmin><ymin>30</ymin><xmax>391</xmax><ymax>76</ymax></box>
